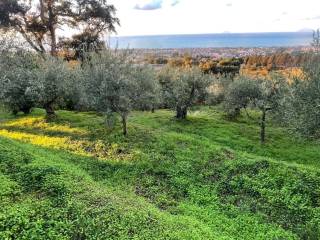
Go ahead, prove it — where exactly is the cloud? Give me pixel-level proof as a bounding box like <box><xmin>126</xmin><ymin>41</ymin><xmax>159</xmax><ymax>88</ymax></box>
<box><xmin>226</xmin><ymin>3</ymin><xmax>232</xmax><ymax>7</ymax></box>
<box><xmin>134</xmin><ymin>0</ymin><xmax>163</xmax><ymax>10</ymax></box>
<box><xmin>303</xmin><ymin>15</ymin><xmax>320</xmax><ymax>21</ymax></box>
<box><xmin>310</xmin><ymin>15</ymin><xmax>320</xmax><ymax>20</ymax></box>
<box><xmin>171</xmin><ymin>0</ymin><xmax>179</xmax><ymax>6</ymax></box>
<box><xmin>133</xmin><ymin>0</ymin><xmax>179</xmax><ymax>10</ymax></box>
<box><xmin>282</xmin><ymin>11</ymin><xmax>287</xmax><ymax>15</ymax></box>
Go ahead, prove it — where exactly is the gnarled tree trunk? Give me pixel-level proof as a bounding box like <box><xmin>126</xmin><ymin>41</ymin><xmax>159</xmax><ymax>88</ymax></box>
<box><xmin>44</xmin><ymin>102</ymin><xmax>56</xmax><ymax>120</ymax></box>
<box><xmin>121</xmin><ymin>114</ymin><xmax>128</xmax><ymax>136</ymax></box>
<box><xmin>12</xmin><ymin>109</ymin><xmax>18</xmax><ymax>116</ymax></box>
<box><xmin>176</xmin><ymin>106</ymin><xmax>187</xmax><ymax>119</ymax></box>
<box><xmin>176</xmin><ymin>85</ymin><xmax>195</xmax><ymax>120</ymax></box>
<box><xmin>21</xmin><ymin>106</ymin><xmax>31</xmax><ymax>115</ymax></box>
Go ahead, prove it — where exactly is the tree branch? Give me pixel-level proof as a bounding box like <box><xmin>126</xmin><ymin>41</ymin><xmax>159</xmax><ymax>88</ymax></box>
<box><xmin>15</xmin><ymin>25</ymin><xmax>43</xmax><ymax>53</ymax></box>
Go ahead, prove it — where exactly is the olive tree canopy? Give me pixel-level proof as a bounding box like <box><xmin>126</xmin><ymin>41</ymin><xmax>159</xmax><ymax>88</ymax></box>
<box><xmin>160</xmin><ymin>67</ymin><xmax>212</xmax><ymax>119</ymax></box>
<box><xmin>83</xmin><ymin>51</ymin><xmax>159</xmax><ymax>135</ymax></box>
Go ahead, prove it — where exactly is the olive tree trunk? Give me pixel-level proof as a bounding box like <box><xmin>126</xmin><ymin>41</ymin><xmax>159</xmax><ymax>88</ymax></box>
<box><xmin>21</xmin><ymin>106</ymin><xmax>32</xmax><ymax>115</ymax></box>
<box><xmin>175</xmin><ymin>85</ymin><xmax>196</xmax><ymax>120</ymax></box>
<box><xmin>44</xmin><ymin>102</ymin><xmax>56</xmax><ymax>119</ymax></box>
<box><xmin>121</xmin><ymin>114</ymin><xmax>128</xmax><ymax>136</ymax></box>
<box><xmin>260</xmin><ymin>108</ymin><xmax>266</xmax><ymax>144</ymax></box>
<box><xmin>176</xmin><ymin>106</ymin><xmax>188</xmax><ymax>119</ymax></box>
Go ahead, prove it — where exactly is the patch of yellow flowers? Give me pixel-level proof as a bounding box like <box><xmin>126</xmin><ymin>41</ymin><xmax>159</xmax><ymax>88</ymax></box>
<box><xmin>0</xmin><ymin>116</ymin><xmax>134</xmax><ymax>161</ymax></box>
<box><xmin>2</xmin><ymin>117</ymin><xmax>86</xmax><ymax>135</ymax></box>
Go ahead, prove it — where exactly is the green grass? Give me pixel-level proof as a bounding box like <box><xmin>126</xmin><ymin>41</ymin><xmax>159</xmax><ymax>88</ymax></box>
<box><xmin>0</xmin><ymin>107</ymin><xmax>319</xmax><ymax>239</ymax></box>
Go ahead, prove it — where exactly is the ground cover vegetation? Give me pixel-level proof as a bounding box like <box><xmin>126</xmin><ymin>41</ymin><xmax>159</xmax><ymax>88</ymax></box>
<box><xmin>0</xmin><ymin>107</ymin><xmax>320</xmax><ymax>239</ymax></box>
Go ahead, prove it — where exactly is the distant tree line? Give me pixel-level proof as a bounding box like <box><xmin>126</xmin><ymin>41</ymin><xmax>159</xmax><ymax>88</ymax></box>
<box><xmin>146</xmin><ymin>52</ymin><xmax>315</xmax><ymax>78</ymax></box>
<box><xmin>243</xmin><ymin>53</ymin><xmax>312</xmax><ymax>71</ymax></box>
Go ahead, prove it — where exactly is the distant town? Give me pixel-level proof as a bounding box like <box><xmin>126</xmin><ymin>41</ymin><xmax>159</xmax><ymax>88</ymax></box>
<box><xmin>131</xmin><ymin>46</ymin><xmax>312</xmax><ymax>61</ymax></box>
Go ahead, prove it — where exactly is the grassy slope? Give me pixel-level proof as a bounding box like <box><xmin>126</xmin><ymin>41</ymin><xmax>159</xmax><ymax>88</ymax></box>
<box><xmin>0</xmin><ymin>107</ymin><xmax>319</xmax><ymax>239</ymax></box>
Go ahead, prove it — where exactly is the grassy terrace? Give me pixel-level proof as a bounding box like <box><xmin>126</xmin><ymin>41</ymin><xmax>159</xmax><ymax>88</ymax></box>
<box><xmin>0</xmin><ymin>107</ymin><xmax>319</xmax><ymax>239</ymax></box>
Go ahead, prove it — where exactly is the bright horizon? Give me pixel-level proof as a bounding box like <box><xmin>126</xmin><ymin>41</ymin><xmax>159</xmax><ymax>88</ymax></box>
<box><xmin>108</xmin><ymin>0</ymin><xmax>320</xmax><ymax>37</ymax></box>
<box><xmin>110</xmin><ymin>31</ymin><xmax>314</xmax><ymax>38</ymax></box>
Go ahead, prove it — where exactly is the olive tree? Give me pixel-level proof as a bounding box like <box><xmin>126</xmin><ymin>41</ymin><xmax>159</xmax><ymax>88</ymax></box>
<box><xmin>60</xmin><ymin>65</ymin><xmax>87</xmax><ymax>111</ymax></box>
<box><xmin>0</xmin><ymin>51</ymin><xmax>39</xmax><ymax>114</ymax></box>
<box><xmin>35</xmin><ymin>56</ymin><xmax>70</xmax><ymax>118</ymax></box>
<box><xmin>279</xmin><ymin>56</ymin><xmax>320</xmax><ymax>138</ymax></box>
<box><xmin>224</xmin><ymin>77</ymin><xmax>261</xmax><ymax>119</ymax></box>
<box><xmin>157</xmin><ymin>67</ymin><xmax>174</xmax><ymax>109</ymax></box>
<box><xmin>84</xmin><ymin>51</ymin><xmax>159</xmax><ymax>135</ymax></box>
<box><xmin>224</xmin><ymin>76</ymin><xmax>283</xmax><ymax>144</ymax></box>
<box><xmin>126</xmin><ymin>66</ymin><xmax>160</xmax><ymax>113</ymax></box>
<box><xmin>255</xmin><ymin>76</ymin><xmax>283</xmax><ymax>144</ymax></box>
<box><xmin>161</xmin><ymin>67</ymin><xmax>212</xmax><ymax>119</ymax></box>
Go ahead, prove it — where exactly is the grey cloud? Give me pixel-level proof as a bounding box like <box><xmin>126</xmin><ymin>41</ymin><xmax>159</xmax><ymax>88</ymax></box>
<box><xmin>226</xmin><ymin>3</ymin><xmax>232</xmax><ymax>7</ymax></box>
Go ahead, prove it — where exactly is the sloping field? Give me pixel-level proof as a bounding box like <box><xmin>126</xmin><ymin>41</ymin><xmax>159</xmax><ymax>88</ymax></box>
<box><xmin>0</xmin><ymin>108</ymin><xmax>319</xmax><ymax>239</ymax></box>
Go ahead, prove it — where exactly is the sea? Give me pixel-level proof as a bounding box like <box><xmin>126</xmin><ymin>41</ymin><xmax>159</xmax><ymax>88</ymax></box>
<box><xmin>109</xmin><ymin>32</ymin><xmax>313</xmax><ymax>49</ymax></box>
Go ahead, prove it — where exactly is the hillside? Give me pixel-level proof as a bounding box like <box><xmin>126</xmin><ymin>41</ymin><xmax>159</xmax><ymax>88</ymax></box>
<box><xmin>0</xmin><ymin>108</ymin><xmax>320</xmax><ymax>239</ymax></box>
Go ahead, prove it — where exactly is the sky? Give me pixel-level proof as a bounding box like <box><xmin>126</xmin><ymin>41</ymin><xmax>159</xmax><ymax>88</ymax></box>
<box><xmin>107</xmin><ymin>0</ymin><xmax>320</xmax><ymax>36</ymax></box>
